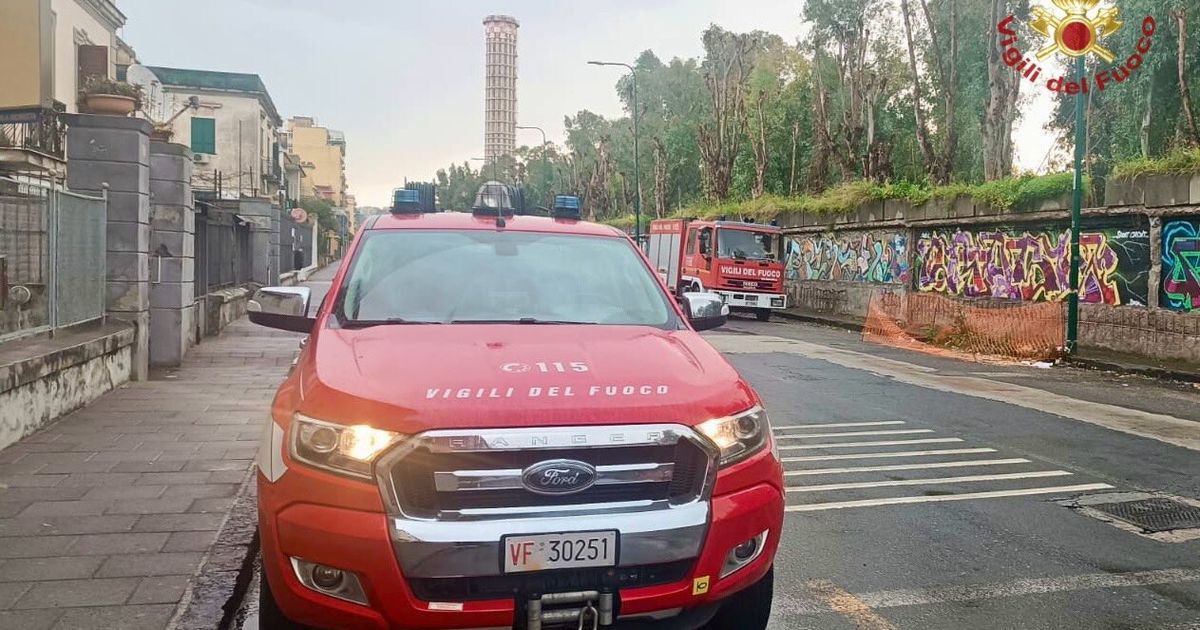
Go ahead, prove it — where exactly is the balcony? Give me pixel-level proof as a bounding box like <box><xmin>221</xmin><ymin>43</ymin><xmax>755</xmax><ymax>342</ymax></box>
<box><xmin>0</xmin><ymin>106</ymin><xmax>67</xmax><ymax>177</ymax></box>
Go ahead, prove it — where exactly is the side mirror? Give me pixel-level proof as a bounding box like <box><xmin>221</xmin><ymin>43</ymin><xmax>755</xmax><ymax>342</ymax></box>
<box><xmin>683</xmin><ymin>292</ymin><xmax>729</xmax><ymax>331</ymax></box>
<box><xmin>248</xmin><ymin>286</ymin><xmax>315</xmax><ymax>333</ymax></box>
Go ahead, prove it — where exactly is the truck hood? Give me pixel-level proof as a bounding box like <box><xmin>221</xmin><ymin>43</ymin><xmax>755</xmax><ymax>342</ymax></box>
<box><xmin>297</xmin><ymin>324</ymin><xmax>756</xmax><ymax>433</ymax></box>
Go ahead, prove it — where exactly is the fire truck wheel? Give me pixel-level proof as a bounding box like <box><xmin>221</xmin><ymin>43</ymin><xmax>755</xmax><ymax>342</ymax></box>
<box><xmin>755</xmin><ymin>309</ymin><xmax>772</xmax><ymax>322</ymax></box>
<box><xmin>707</xmin><ymin>567</ymin><xmax>773</xmax><ymax>630</ymax></box>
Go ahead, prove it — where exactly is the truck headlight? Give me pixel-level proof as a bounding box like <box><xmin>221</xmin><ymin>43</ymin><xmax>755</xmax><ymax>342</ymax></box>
<box><xmin>290</xmin><ymin>414</ymin><xmax>402</xmax><ymax>479</ymax></box>
<box><xmin>697</xmin><ymin>406</ymin><xmax>771</xmax><ymax>467</ymax></box>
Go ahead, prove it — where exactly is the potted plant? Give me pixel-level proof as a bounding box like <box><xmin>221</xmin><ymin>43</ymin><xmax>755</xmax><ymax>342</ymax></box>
<box><xmin>79</xmin><ymin>76</ymin><xmax>142</xmax><ymax>116</ymax></box>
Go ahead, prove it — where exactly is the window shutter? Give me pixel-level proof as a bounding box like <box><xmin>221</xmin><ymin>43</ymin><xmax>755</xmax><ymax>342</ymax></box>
<box><xmin>191</xmin><ymin>118</ymin><xmax>216</xmax><ymax>155</ymax></box>
<box><xmin>77</xmin><ymin>45</ymin><xmax>109</xmax><ymax>90</ymax></box>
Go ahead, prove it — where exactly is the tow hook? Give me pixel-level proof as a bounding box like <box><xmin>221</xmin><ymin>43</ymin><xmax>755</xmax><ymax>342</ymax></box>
<box><xmin>525</xmin><ymin>588</ymin><xmax>614</xmax><ymax>630</ymax></box>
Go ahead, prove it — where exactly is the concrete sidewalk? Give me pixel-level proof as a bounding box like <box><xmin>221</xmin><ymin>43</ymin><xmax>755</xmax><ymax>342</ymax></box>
<box><xmin>0</xmin><ymin>267</ymin><xmax>336</xmax><ymax>629</ymax></box>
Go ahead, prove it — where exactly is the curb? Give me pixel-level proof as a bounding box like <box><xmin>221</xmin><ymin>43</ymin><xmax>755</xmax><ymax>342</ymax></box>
<box><xmin>169</xmin><ymin>466</ymin><xmax>261</xmax><ymax>630</ymax></box>
<box><xmin>769</xmin><ymin>310</ymin><xmax>1199</xmax><ymax>383</ymax></box>
<box><xmin>1063</xmin><ymin>356</ymin><xmax>1200</xmax><ymax>384</ymax></box>
<box><xmin>773</xmin><ymin>310</ymin><xmax>865</xmax><ymax>333</ymax></box>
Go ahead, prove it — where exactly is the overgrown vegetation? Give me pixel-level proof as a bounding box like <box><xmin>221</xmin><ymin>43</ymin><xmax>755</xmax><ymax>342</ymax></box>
<box><xmin>1110</xmin><ymin>148</ymin><xmax>1200</xmax><ymax>180</ymax></box>
<box><xmin>434</xmin><ymin>1</ymin><xmax>1198</xmax><ymax>223</ymax></box>
<box><xmin>603</xmin><ymin>171</ymin><xmax>1088</xmax><ymax>228</ymax></box>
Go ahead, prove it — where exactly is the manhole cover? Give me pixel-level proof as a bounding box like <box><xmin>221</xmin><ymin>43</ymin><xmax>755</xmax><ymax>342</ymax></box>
<box><xmin>1089</xmin><ymin>498</ymin><xmax>1200</xmax><ymax>533</ymax></box>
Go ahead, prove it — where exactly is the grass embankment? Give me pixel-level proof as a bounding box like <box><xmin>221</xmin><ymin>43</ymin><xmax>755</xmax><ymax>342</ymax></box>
<box><xmin>603</xmin><ymin>171</ymin><xmax>1082</xmax><ymax>229</ymax></box>
<box><xmin>1110</xmin><ymin>147</ymin><xmax>1200</xmax><ymax>180</ymax></box>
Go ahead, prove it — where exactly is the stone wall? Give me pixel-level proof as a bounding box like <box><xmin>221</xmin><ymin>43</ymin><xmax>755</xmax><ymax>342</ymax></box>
<box><xmin>0</xmin><ymin>323</ymin><xmax>134</xmax><ymax>450</ymax></box>
<box><xmin>780</xmin><ymin>174</ymin><xmax>1200</xmax><ymax>364</ymax></box>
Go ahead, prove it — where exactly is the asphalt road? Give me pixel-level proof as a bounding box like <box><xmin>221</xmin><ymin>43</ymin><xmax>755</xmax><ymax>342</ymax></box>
<box><xmin>715</xmin><ymin>316</ymin><xmax>1200</xmax><ymax>630</ymax></box>
<box><xmin>233</xmin><ymin>315</ymin><xmax>1200</xmax><ymax>630</ymax></box>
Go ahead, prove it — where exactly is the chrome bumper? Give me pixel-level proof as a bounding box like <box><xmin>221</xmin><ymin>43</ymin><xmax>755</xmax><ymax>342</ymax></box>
<box><xmin>712</xmin><ymin>290</ymin><xmax>786</xmax><ymax>309</ymax></box>
<box><xmin>390</xmin><ymin>499</ymin><xmax>709</xmax><ymax>578</ymax></box>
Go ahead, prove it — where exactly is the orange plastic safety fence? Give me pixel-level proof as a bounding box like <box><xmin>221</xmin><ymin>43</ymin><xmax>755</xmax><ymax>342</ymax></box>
<box><xmin>863</xmin><ymin>291</ymin><xmax>1066</xmax><ymax>362</ymax></box>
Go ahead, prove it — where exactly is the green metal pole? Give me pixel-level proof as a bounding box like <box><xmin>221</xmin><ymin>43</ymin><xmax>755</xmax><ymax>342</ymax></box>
<box><xmin>1067</xmin><ymin>54</ymin><xmax>1086</xmax><ymax>355</ymax></box>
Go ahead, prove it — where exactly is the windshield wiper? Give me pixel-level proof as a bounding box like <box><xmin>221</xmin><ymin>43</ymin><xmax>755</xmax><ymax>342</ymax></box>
<box><xmin>450</xmin><ymin>318</ymin><xmax>596</xmax><ymax>325</ymax></box>
<box><xmin>341</xmin><ymin>318</ymin><xmax>442</xmax><ymax>328</ymax></box>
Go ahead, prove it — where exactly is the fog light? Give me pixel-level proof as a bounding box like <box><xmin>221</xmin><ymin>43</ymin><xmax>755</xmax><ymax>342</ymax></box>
<box><xmin>733</xmin><ymin>539</ymin><xmax>758</xmax><ymax>561</ymax></box>
<box><xmin>311</xmin><ymin>565</ymin><xmax>345</xmax><ymax>590</ymax></box>
<box><xmin>720</xmin><ymin>530</ymin><xmax>768</xmax><ymax>578</ymax></box>
<box><xmin>290</xmin><ymin>558</ymin><xmax>369</xmax><ymax>606</ymax></box>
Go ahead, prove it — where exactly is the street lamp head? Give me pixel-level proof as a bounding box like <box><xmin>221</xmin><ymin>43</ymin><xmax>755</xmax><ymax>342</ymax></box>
<box><xmin>587</xmin><ymin>61</ymin><xmax>605</xmax><ymax>66</ymax></box>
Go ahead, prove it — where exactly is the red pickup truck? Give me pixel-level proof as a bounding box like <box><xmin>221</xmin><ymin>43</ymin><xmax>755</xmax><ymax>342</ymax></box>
<box><xmin>248</xmin><ymin>189</ymin><xmax>784</xmax><ymax>629</ymax></box>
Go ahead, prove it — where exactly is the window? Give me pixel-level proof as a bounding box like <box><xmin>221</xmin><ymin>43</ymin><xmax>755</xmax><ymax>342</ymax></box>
<box><xmin>337</xmin><ymin>230</ymin><xmax>676</xmax><ymax>327</ymax></box>
<box><xmin>717</xmin><ymin>229</ymin><xmax>773</xmax><ymax>260</ymax></box>
<box><xmin>191</xmin><ymin>117</ymin><xmax>216</xmax><ymax>155</ymax></box>
<box><xmin>686</xmin><ymin>228</ymin><xmax>697</xmax><ymax>255</ymax></box>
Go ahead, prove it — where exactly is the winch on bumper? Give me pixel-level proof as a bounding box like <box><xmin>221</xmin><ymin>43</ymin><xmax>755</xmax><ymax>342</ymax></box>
<box><xmin>257</xmin><ymin>424</ymin><xmax>784</xmax><ymax>629</ymax></box>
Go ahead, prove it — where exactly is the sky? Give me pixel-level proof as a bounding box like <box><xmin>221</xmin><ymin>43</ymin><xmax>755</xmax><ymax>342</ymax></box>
<box><xmin>118</xmin><ymin>0</ymin><xmax>1061</xmax><ymax>207</ymax></box>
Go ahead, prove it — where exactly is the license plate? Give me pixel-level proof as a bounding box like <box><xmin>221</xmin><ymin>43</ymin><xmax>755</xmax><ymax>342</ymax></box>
<box><xmin>502</xmin><ymin>530</ymin><xmax>618</xmax><ymax>574</ymax></box>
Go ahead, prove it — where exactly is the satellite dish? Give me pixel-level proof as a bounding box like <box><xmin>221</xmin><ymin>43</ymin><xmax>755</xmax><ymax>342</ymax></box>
<box><xmin>126</xmin><ymin>64</ymin><xmax>166</xmax><ymax>121</ymax></box>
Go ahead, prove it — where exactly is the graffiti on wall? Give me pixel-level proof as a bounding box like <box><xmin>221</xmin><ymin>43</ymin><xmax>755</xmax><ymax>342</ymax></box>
<box><xmin>1162</xmin><ymin>218</ymin><xmax>1200</xmax><ymax>312</ymax></box>
<box><xmin>785</xmin><ymin>231</ymin><xmax>911</xmax><ymax>284</ymax></box>
<box><xmin>915</xmin><ymin>220</ymin><xmax>1151</xmax><ymax>306</ymax></box>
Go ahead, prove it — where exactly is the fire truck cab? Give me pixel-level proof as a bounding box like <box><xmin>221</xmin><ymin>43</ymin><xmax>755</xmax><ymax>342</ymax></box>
<box><xmin>647</xmin><ymin>219</ymin><xmax>786</xmax><ymax>322</ymax></box>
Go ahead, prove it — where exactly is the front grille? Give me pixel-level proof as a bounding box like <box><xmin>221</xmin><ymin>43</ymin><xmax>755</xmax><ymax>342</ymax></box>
<box><xmin>384</xmin><ymin>430</ymin><xmax>711</xmax><ymax>519</ymax></box>
<box><xmin>407</xmin><ymin>559</ymin><xmax>693</xmax><ymax>602</ymax></box>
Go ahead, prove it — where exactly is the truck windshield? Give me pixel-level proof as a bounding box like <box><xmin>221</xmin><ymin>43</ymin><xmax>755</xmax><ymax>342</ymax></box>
<box><xmin>718</xmin><ymin>229</ymin><xmax>773</xmax><ymax>260</ymax></box>
<box><xmin>336</xmin><ymin>229</ymin><xmax>676</xmax><ymax>327</ymax></box>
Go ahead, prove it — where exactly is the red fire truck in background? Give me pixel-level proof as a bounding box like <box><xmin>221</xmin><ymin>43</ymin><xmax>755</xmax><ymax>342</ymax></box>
<box><xmin>647</xmin><ymin>218</ymin><xmax>787</xmax><ymax>322</ymax></box>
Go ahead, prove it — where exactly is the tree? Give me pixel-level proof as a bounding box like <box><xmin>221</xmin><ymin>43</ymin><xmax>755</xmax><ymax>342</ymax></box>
<box><xmin>900</xmin><ymin>0</ymin><xmax>961</xmax><ymax>184</ymax></box>
<box><xmin>983</xmin><ymin>0</ymin><xmax>1025</xmax><ymax>180</ymax></box>
<box><xmin>697</xmin><ymin>26</ymin><xmax>757</xmax><ymax>201</ymax></box>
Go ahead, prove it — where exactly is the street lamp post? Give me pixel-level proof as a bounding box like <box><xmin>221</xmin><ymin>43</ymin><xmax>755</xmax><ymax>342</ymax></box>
<box><xmin>516</xmin><ymin>125</ymin><xmax>549</xmax><ymax>206</ymax></box>
<box><xmin>471</xmin><ymin>156</ymin><xmax>498</xmax><ymax>182</ymax></box>
<box><xmin>588</xmin><ymin>60</ymin><xmax>641</xmax><ymax>242</ymax></box>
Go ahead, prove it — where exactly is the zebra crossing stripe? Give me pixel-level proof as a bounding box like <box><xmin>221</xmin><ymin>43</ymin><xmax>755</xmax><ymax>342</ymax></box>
<box><xmin>785</xmin><ymin>470</ymin><xmax>1073</xmax><ymax>493</ymax></box>
<box><xmin>784</xmin><ymin>483</ymin><xmax>1115</xmax><ymax>512</ymax></box>
<box><xmin>784</xmin><ymin>458</ymin><xmax>1031</xmax><ymax>476</ymax></box>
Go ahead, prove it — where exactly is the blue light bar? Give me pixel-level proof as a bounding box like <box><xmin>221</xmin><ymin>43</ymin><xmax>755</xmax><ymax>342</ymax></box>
<box><xmin>553</xmin><ymin>195</ymin><xmax>581</xmax><ymax>210</ymax></box>
<box><xmin>394</xmin><ymin>189</ymin><xmax>420</xmax><ymax>204</ymax></box>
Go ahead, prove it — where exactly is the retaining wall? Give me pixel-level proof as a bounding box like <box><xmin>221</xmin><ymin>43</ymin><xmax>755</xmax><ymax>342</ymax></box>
<box><xmin>779</xmin><ymin>174</ymin><xmax>1200</xmax><ymax>364</ymax></box>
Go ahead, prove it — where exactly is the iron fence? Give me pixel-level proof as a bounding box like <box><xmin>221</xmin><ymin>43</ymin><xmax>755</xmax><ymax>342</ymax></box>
<box><xmin>0</xmin><ymin>176</ymin><xmax>106</xmax><ymax>341</ymax></box>
<box><xmin>0</xmin><ymin>107</ymin><xmax>67</xmax><ymax>162</ymax></box>
<box><xmin>195</xmin><ymin>204</ymin><xmax>252</xmax><ymax>293</ymax></box>
<box><xmin>279</xmin><ymin>214</ymin><xmax>313</xmax><ymax>275</ymax></box>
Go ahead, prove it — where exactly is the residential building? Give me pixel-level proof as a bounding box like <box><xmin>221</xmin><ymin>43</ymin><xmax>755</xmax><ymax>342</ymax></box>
<box><xmin>344</xmin><ymin>193</ymin><xmax>358</xmax><ymax>234</ymax></box>
<box><xmin>287</xmin><ymin>116</ymin><xmax>347</xmax><ymax>206</ymax></box>
<box><xmin>0</xmin><ymin>0</ymin><xmax>130</xmax><ymax>176</ymax></box>
<box><xmin>146</xmin><ymin>66</ymin><xmax>283</xmax><ymax>199</ymax></box>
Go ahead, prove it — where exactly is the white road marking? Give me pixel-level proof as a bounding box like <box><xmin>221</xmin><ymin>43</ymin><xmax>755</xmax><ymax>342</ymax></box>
<box><xmin>710</xmin><ymin>334</ymin><xmax>1200</xmax><ymax>451</ymax></box>
<box><xmin>802</xmin><ymin>580</ymin><xmax>897</xmax><ymax>629</ymax></box>
<box><xmin>855</xmin><ymin>567</ymin><xmax>1200</xmax><ymax>609</ymax></box>
<box><xmin>785</xmin><ymin>470</ymin><xmax>1073</xmax><ymax>493</ymax></box>
<box><xmin>775</xmin><ymin>568</ymin><xmax>1200</xmax><ymax>616</ymax></box>
<box><xmin>774</xmin><ymin>421</ymin><xmax>907</xmax><ymax>431</ymax></box>
<box><xmin>779</xmin><ymin>438</ymin><xmax>964</xmax><ymax>450</ymax></box>
<box><xmin>784</xmin><ymin>483</ymin><xmax>1114</xmax><ymax>512</ymax></box>
<box><xmin>774</xmin><ymin>429</ymin><xmax>934</xmax><ymax>439</ymax></box>
<box><xmin>785</xmin><ymin>458</ymin><xmax>1031</xmax><ymax>476</ymax></box>
<box><xmin>781</xmin><ymin>448</ymin><xmax>997</xmax><ymax>463</ymax></box>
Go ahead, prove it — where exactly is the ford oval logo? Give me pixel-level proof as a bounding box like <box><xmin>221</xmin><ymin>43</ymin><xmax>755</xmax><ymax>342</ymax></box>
<box><xmin>521</xmin><ymin>459</ymin><xmax>597</xmax><ymax>495</ymax></box>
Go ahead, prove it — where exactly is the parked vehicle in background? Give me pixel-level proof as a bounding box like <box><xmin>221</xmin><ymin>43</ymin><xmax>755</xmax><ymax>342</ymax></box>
<box><xmin>646</xmin><ymin>218</ymin><xmax>786</xmax><ymax>321</ymax></box>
